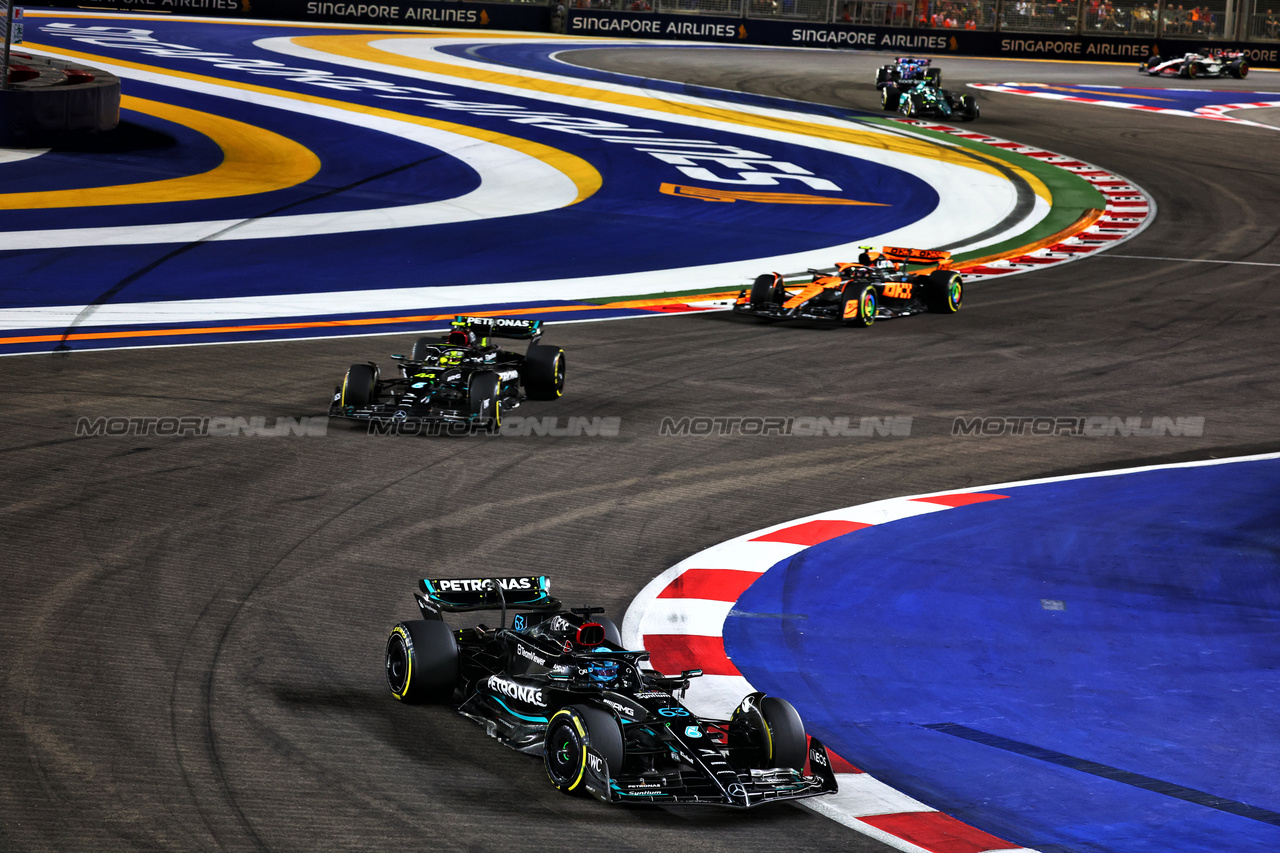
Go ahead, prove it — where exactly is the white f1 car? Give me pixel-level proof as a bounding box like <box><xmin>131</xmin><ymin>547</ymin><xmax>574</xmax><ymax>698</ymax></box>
<box><xmin>1140</xmin><ymin>48</ymin><xmax>1249</xmax><ymax>79</ymax></box>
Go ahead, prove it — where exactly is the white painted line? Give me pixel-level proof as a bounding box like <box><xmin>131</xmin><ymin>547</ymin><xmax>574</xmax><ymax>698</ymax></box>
<box><xmin>1100</xmin><ymin>254</ymin><xmax>1280</xmax><ymax>267</ymax></box>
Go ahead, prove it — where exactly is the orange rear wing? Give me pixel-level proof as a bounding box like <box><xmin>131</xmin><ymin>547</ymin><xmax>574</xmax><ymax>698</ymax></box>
<box><xmin>880</xmin><ymin>246</ymin><xmax>953</xmax><ymax>268</ymax></box>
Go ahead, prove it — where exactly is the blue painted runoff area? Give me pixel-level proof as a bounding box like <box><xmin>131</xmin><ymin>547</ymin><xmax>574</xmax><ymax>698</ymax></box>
<box><xmin>4</xmin><ymin>17</ymin><xmax>937</xmax><ymax>310</ymax></box>
<box><xmin>724</xmin><ymin>457</ymin><xmax>1280</xmax><ymax>852</ymax></box>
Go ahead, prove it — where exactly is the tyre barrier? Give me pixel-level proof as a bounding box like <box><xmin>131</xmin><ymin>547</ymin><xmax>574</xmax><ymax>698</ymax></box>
<box><xmin>0</xmin><ymin>53</ymin><xmax>120</xmax><ymax>146</ymax></box>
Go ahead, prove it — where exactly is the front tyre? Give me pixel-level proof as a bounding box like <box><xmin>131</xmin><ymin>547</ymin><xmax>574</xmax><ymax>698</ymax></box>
<box><xmin>841</xmin><ymin>283</ymin><xmax>877</xmax><ymax>327</ymax></box>
<box><xmin>880</xmin><ymin>85</ymin><xmax>900</xmax><ymax>111</ymax></box>
<box><xmin>522</xmin><ymin>344</ymin><xmax>566</xmax><ymax>400</ymax></box>
<box><xmin>340</xmin><ymin>363</ymin><xmax>378</xmax><ymax>408</ymax></box>
<box><xmin>750</xmin><ymin>273</ymin><xmax>785</xmax><ymax>308</ymax></box>
<box><xmin>385</xmin><ymin>620</ymin><xmax>459</xmax><ymax>703</ymax></box>
<box><xmin>468</xmin><ymin>371</ymin><xmax>502</xmax><ymax>431</ymax></box>
<box><xmin>544</xmin><ymin>705</ymin><xmax>624</xmax><ymax>794</ymax></box>
<box><xmin>921</xmin><ymin>270</ymin><xmax>963</xmax><ymax>313</ymax></box>
<box><xmin>730</xmin><ymin>693</ymin><xmax>808</xmax><ymax>771</ymax></box>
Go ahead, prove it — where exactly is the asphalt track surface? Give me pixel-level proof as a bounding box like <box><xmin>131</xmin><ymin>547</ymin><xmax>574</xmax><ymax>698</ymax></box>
<box><xmin>2</xmin><ymin>44</ymin><xmax>1280</xmax><ymax>852</ymax></box>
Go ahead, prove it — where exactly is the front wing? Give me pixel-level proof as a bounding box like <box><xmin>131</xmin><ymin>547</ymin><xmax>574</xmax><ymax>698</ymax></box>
<box><xmin>582</xmin><ymin>737</ymin><xmax>840</xmax><ymax>808</ymax></box>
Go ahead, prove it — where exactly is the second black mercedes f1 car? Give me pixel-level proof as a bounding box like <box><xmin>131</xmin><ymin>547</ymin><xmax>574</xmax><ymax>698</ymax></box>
<box><xmin>384</xmin><ymin>576</ymin><xmax>839</xmax><ymax>807</ymax></box>
<box><xmin>328</xmin><ymin>316</ymin><xmax>564</xmax><ymax>432</ymax></box>
<box><xmin>732</xmin><ymin>246</ymin><xmax>963</xmax><ymax>327</ymax></box>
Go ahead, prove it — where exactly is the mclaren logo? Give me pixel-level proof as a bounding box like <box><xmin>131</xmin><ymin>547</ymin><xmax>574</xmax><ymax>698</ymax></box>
<box><xmin>487</xmin><ymin>676</ymin><xmax>545</xmax><ymax>706</ymax></box>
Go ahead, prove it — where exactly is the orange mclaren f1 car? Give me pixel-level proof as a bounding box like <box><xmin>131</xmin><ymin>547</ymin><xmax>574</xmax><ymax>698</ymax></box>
<box><xmin>731</xmin><ymin>246</ymin><xmax>963</xmax><ymax>327</ymax></box>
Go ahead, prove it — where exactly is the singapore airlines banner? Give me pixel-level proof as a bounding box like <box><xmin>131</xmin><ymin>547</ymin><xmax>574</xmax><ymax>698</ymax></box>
<box><xmin>18</xmin><ymin>0</ymin><xmax>1279</xmax><ymax>66</ymax></box>
<box><xmin>565</xmin><ymin>9</ymin><xmax>1280</xmax><ymax>67</ymax></box>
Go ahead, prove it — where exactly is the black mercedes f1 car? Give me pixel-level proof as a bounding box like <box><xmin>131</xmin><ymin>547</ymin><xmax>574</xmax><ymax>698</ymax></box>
<box><xmin>328</xmin><ymin>316</ymin><xmax>564</xmax><ymax>432</ymax></box>
<box><xmin>384</xmin><ymin>576</ymin><xmax>839</xmax><ymax>807</ymax></box>
<box><xmin>732</xmin><ymin>246</ymin><xmax>963</xmax><ymax>327</ymax></box>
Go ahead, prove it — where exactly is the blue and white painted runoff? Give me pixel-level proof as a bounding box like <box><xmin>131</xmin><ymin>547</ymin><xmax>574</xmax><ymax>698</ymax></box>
<box><xmin>625</xmin><ymin>453</ymin><xmax>1280</xmax><ymax>852</ymax></box>
<box><xmin>0</xmin><ymin>12</ymin><xmax>1070</xmax><ymax>353</ymax></box>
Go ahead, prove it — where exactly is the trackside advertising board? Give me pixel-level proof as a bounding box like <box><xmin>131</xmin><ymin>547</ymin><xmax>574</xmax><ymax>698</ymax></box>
<box><xmin>566</xmin><ymin>9</ymin><xmax>1280</xmax><ymax>67</ymax></box>
<box><xmin>24</xmin><ymin>0</ymin><xmax>551</xmax><ymax>30</ymax></box>
<box><xmin>22</xmin><ymin>0</ymin><xmax>1280</xmax><ymax>65</ymax></box>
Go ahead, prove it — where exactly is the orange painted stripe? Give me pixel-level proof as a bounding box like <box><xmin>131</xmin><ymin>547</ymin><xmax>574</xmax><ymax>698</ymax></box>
<box><xmin>659</xmin><ymin>183</ymin><xmax>889</xmax><ymax>206</ymax></box>
<box><xmin>0</xmin><ymin>291</ymin><xmax>737</xmax><ymax>346</ymax></box>
<box><xmin>956</xmin><ymin>208</ymin><xmax>1105</xmax><ymax>271</ymax></box>
<box><xmin>604</xmin><ymin>291</ymin><xmax>738</xmax><ymax>309</ymax></box>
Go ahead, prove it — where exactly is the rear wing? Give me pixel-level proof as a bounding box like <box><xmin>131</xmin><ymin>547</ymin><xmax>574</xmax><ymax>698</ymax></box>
<box><xmin>453</xmin><ymin>316</ymin><xmax>544</xmax><ymax>341</ymax></box>
<box><xmin>879</xmin><ymin>246</ymin><xmax>952</xmax><ymax>267</ymax></box>
<box><xmin>416</xmin><ymin>576</ymin><xmax>560</xmax><ymax>620</ymax></box>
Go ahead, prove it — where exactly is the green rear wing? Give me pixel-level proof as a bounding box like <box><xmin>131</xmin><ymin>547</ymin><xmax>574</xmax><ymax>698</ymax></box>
<box><xmin>416</xmin><ymin>576</ymin><xmax>560</xmax><ymax>616</ymax></box>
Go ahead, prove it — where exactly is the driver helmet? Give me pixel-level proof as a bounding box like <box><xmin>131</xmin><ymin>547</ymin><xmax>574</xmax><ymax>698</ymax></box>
<box><xmin>586</xmin><ymin>648</ymin><xmax>619</xmax><ymax>685</ymax></box>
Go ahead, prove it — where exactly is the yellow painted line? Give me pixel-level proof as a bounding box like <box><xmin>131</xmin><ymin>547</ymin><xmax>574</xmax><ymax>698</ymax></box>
<box><xmin>0</xmin><ymin>95</ymin><xmax>320</xmax><ymax>210</ymax></box>
<box><xmin>289</xmin><ymin>33</ymin><xmax>1051</xmax><ymax>203</ymax></box>
<box><xmin>21</xmin><ymin>41</ymin><xmax>602</xmax><ymax>208</ymax></box>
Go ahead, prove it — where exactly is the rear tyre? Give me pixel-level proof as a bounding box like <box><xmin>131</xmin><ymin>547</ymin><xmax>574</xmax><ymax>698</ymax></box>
<box><xmin>730</xmin><ymin>693</ymin><xmax>808</xmax><ymax>771</ymax></box>
<box><xmin>921</xmin><ymin>270</ymin><xmax>963</xmax><ymax>313</ymax></box>
<box><xmin>1229</xmin><ymin>59</ymin><xmax>1248</xmax><ymax>78</ymax></box>
<box><xmin>410</xmin><ymin>336</ymin><xmax>434</xmax><ymax>362</ymax></box>
<box><xmin>522</xmin><ymin>344</ymin><xmax>566</xmax><ymax>401</ymax></box>
<box><xmin>385</xmin><ymin>620</ymin><xmax>459</xmax><ymax>703</ymax></box>
<box><xmin>880</xmin><ymin>85</ymin><xmax>900</xmax><ymax>111</ymax></box>
<box><xmin>841</xmin><ymin>283</ymin><xmax>877</xmax><ymax>327</ymax></box>
<box><xmin>340</xmin><ymin>363</ymin><xmax>377</xmax><ymax>408</ymax></box>
<box><xmin>544</xmin><ymin>705</ymin><xmax>625</xmax><ymax>794</ymax></box>
<box><xmin>468</xmin><ymin>371</ymin><xmax>502</xmax><ymax>431</ymax></box>
<box><xmin>926</xmin><ymin>67</ymin><xmax>942</xmax><ymax>87</ymax></box>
